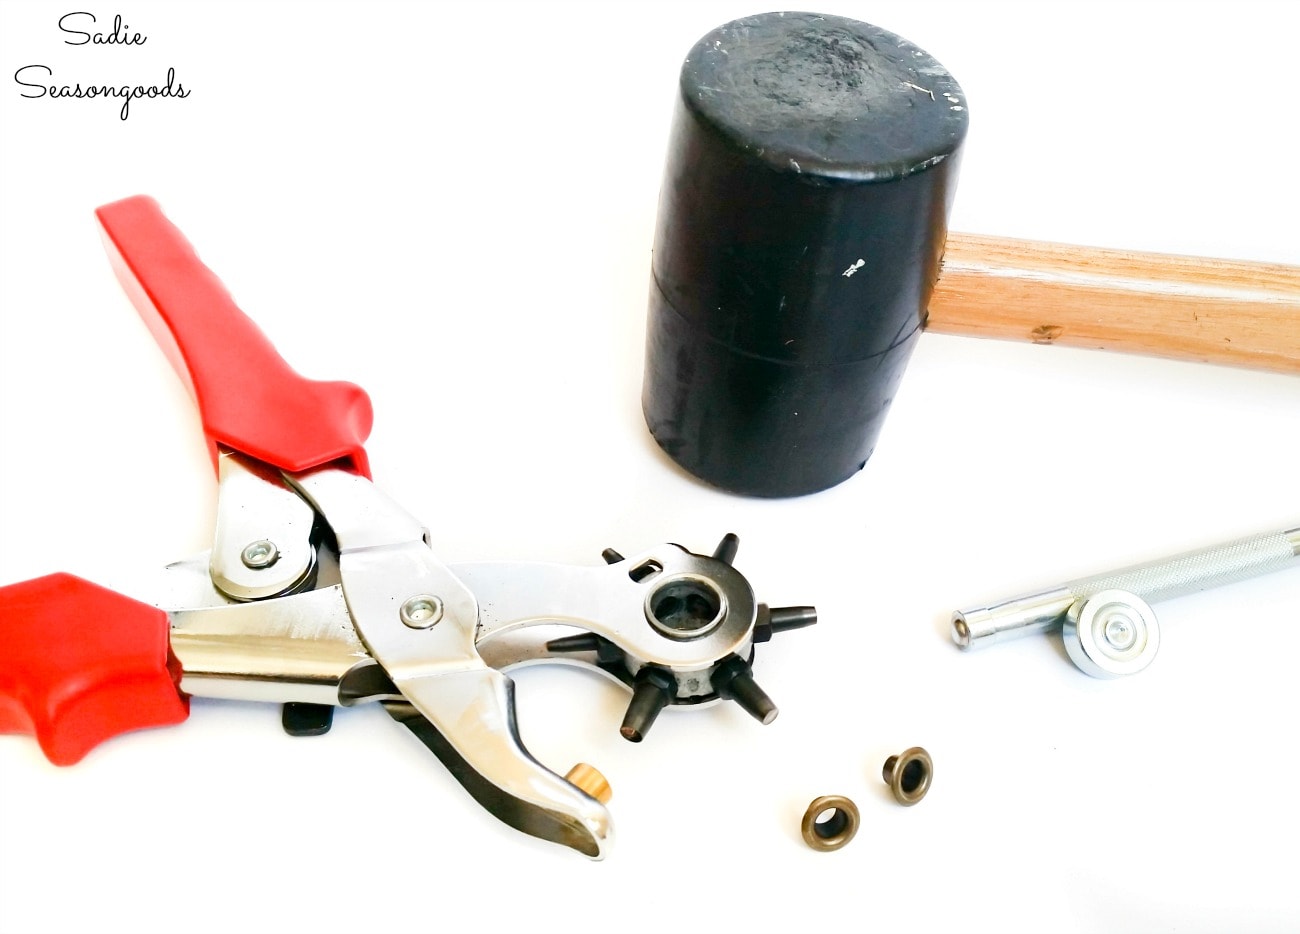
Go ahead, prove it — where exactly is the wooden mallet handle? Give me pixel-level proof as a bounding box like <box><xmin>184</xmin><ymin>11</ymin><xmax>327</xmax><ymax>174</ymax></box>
<box><xmin>926</xmin><ymin>233</ymin><xmax>1300</xmax><ymax>374</ymax></box>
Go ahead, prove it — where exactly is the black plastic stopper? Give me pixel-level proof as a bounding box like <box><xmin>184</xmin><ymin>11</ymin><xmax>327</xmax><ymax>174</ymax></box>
<box><xmin>642</xmin><ymin>12</ymin><xmax>968</xmax><ymax>496</ymax></box>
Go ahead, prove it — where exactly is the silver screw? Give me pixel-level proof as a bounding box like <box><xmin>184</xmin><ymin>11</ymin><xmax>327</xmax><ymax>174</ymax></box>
<box><xmin>400</xmin><ymin>594</ymin><xmax>444</xmax><ymax>629</ymax></box>
<box><xmin>241</xmin><ymin>540</ymin><xmax>279</xmax><ymax>569</ymax></box>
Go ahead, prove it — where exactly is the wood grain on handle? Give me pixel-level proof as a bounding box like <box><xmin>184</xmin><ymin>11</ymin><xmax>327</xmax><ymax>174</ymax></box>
<box><xmin>926</xmin><ymin>233</ymin><xmax>1300</xmax><ymax>374</ymax></box>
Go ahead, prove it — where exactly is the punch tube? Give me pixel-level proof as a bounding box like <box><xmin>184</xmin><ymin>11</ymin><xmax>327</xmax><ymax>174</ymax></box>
<box><xmin>952</xmin><ymin>526</ymin><xmax>1300</xmax><ymax>649</ymax></box>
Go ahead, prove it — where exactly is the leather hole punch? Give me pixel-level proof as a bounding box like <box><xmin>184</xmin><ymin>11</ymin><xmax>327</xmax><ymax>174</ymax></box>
<box><xmin>0</xmin><ymin>196</ymin><xmax>819</xmax><ymax>860</ymax></box>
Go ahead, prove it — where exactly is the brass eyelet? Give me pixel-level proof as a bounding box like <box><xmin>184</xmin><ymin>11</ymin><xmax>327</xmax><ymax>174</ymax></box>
<box><xmin>882</xmin><ymin>747</ymin><xmax>933</xmax><ymax>806</ymax></box>
<box><xmin>800</xmin><ymin>795</ymin><xmax>860</xmax><ymax>851</ymax></box>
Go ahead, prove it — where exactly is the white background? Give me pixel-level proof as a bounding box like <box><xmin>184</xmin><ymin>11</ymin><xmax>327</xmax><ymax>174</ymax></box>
<box><xmin>2</xmin><ymin>2</ymin><xmax>1298</xmax><ymax>932</ymax></box>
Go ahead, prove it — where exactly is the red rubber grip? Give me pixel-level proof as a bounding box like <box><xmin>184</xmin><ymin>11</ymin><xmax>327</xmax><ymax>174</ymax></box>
<box><xmin>96</xmin><ymin>195</ymin><xmax>373</xmax><ymax>477</ymax></box>
<box><xmin>0</xmin><ymin>574</ymin><xmax>188</xmax><ymax>765</ymax></box>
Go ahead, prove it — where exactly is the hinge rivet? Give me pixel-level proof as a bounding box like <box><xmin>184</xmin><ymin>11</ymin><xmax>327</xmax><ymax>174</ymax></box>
<box><xmin>400</xmin><ymin>594</ymin><xmax>444</xmax><ymax>629</ymax></box>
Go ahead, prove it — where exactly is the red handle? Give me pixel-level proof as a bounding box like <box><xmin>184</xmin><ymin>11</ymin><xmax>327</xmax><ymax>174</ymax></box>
<box><xmin>96</xmin><ymin>195</ymin><xmax>373</xmax><ymax>477</ymax></box>
<box><xmin>0</xmin><ymin>574</ymin><xmax>188</xmax><ymax>765</ymax></box>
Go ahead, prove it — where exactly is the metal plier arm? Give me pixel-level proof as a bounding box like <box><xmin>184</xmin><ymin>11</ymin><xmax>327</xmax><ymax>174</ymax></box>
<box><xmin>0</xmin><ymin>197</ymin><xmax>815</xmax><ymax>859</ymax></box>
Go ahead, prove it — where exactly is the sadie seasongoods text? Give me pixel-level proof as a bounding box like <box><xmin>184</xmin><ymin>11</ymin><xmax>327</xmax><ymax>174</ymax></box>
<box><xmin>13</xmin><ymin>12</ymin><xmax>191</xmax><ymax>120</ymax></box>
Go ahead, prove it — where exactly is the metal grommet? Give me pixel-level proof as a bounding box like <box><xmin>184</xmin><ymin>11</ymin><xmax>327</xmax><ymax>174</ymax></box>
<box><xmin>800</xmin><ymin>795</ymin><xmax>860</xmax><ymax>851</ymax></box>
<box><xmin>1063</xmin><ymin>589</ymin><xmax>1160</xmax><ymax>679</ymax></box>
<box><xmin>883</xmin><ymin>747</ymin><xmax>933</xmax><ymax>806</ymax></box>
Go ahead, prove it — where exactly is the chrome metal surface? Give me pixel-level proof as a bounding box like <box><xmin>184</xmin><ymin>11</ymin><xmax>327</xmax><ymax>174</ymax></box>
<box><xmin>288</xmin><ymin>467</ymin><xmax>611</xmax><ymax>859</ymax></box>
<box><xmin>170</xmin><ymin>585</ymin><xmax>376</xmax><ymax>704</ymax></box>
<box><xmin>153</xmin><ymin>546</ymin><xmax>341</xmax><ymax>612</ymax></box>
<box><xmin>1062</xmin><ymin>590</ymin><xmax>1161</xmax><ymax>679</ymax></box>
<box><xmin>156</xmin><ymin>553</ymin><xmax>244</xmax><ymax>610</ymax></box>
<box><xmin>211</xmin><ymin>452</ymin><xmax>316</xmax><ymax>601</ymax></box>
<box><xmin>458</xmin><ymin>546</ymin><xmax>758</xmax><ymax>699</ymax></box>
<box><xmin>473</xmin><ymin>621</ymin><xmax>631</xmax><ymax>679</ymax></box>
<box><xmin>951</xmin><ymin>587</ymin><xmax>1076</xmax><ymax>650</ymax></box>
<box><xmin>385</xmin><ymin>695</ymin><xmax>611</xmax><ymax>859</ymax></box>
<box><xmin>954</xmin><ymin>524</ymin><xmax>1300</xmax><ymax>651</ymax></box>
